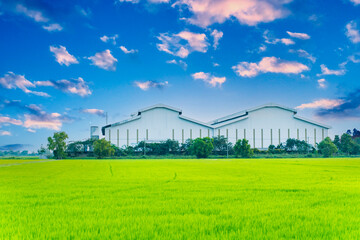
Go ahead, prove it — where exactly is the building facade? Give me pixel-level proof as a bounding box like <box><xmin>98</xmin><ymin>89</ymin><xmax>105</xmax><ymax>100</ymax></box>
<box><xmin>101</xmin><ymin>103</ymin><xmax>330</xmax><ymax>149</ymax></box>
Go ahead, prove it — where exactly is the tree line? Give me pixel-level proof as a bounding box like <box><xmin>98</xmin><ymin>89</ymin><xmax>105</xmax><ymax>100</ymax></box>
<box><xmin>43</xmin><ymin>128</ymin><xmax>360</xmax><ymax>159</ymax></box>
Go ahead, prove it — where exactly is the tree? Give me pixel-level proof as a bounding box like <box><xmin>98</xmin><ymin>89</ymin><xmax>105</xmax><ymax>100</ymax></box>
<box><xmin>317</xmin><ymin>137</ymin><xmax>338</xmax><ymax>157</ymax></box>
<box><xmin>37</xmin><ymin>146</ymin><xmax>46</xmax><ymax>155</ymax></box>
<box><xmin>340</xmin><ymin>133</ymin><xmax>353</xmax><ymax>155</ymax></box>
<box><xmin>47</xmin><ymin>131</ymin><xmax>68</xmax><ymax>159</ymax></box>
<box><xmin>192</xmin><ymin>137</ymin><xmax>214</xmax><ymax>158</ymax></box>
<box><xmin>333</xmin><ymin>135</ymin><xmax>341</xmax><ymax>150</ymax></box>
<box><xmin>234</xmin><ymin>139</ymin><xmax>254</xmax><ymax>158</ymax></box>
<box><xmin>93</xmin><ymin>139</ymin><xmax>115</xmax><ymax>159</ymax></box>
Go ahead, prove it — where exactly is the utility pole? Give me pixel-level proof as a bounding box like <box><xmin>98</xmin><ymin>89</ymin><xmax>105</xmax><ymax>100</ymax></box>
<box><xmin>144</xmin><ymin>139</ymin><xmax>146</xmax><ymax>156</ymax></box>
<box><xmin>105</xmin><ymin>112</ymin><xmax>108</xmax><ymax>125</ymax></box>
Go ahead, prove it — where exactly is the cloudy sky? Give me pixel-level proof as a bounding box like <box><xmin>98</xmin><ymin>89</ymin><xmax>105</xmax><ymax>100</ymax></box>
<box><xmin>1</xmin><ymin>0</ymin><xmax>360</xmax><ymax>150</ymax></box>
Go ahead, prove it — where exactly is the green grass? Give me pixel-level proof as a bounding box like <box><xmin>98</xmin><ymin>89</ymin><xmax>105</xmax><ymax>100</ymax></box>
<box><xmin>1</xmin><ymin>158</ymin><xmax>360</xmax><ymax>239</ymax></box>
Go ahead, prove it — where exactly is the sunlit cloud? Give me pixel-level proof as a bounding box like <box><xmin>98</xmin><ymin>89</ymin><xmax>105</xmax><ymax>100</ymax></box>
<box><xmin>157</xmin><ymin>30</ymin><xmax>209</xmax><ymax>58</ymax></box>
<box><xmin>317</xmin><ymin>79</ymin><xmax>327</xmax><ymax>89</ymax></box>
<box><xmin>192</xmin><ymin>72</ymin><xmax>226</xmax><ymax>87</ymax></box>
<box><xmin>317</xmin><ymin>64</ymin><xmax>346</xmax><ymax>76</ymax></box>
<box><xmin>88</xmin><ymin>50</ymin><xmax>118</xmax><ymax>70</ymax></box>
<box><xmin>100</xmin><ymin>34</ymin><xmax>118</xmax><ymax>45</ymax></box>
<box><xmin>134</xmin><ymin>81</ymin><xmax>169</xmax><ymax>90</ymax></box>
<box><xmin>296</xmin><ymin>99</ymin><xmax>344</xmax><ymax>109</ymax></box>
<box><xmin>166</xmin><ymin>59</ymin><xmax>188</xmax><ymax>69</ymax></box>
<box><xmin>0</xmin><ymin>130</ymin><xmax>11</xmax><ymax>136</ymax></box>
<box><xmin>43</xmin><ymin>23</ymin><xmax>63</xmax><ymax>32</ymax></box>
<box><xmin>119</xmin><ymin>46</ymin><xmax>138</xmax><ymax>54</ymax></box>
<box><xmin>289</xmin><ymin>49</ymin><xmax>316</xmax><ymax>63</ymax></box>
<box><xmin>35</xmin><ymin>77</ymin><xmax>92</xmax><ymax>97</ymax></box>
<box><xmin>173</xmin><ymin>0</ymin><xmax>291</xmax><ymax>28</ymax></box>
<box><xmin>211</xmin><ymin>29</ymin><xmax>223</xmax><ymax>49</ymax></box>
<box><xmin>0</xmin><ymin>115</ymin><xmax>23</xmax><ymax>126</ymax></box>
<box><xmin>286</xmin><ymin>31</ymin><xmax>310</xmax><ymax>40</ymax></box>
<box><xmin>0</xmin><ymin>72</ymin><xmax>50</xmax><ymax>97</ymax></box>
<box><xmin>80</xmin><ymin>109</ymin><xmax>105</xmax><ymax>117</ymax></box>
<box><xmin>346</xmin><ymin>21</ymin><xmax>360</xmax><ymax>43</ymax></box>
<box><xmin>232</xmin><ymin>57</ymin><xmax>309</xmax><ymax>77</ymax></box>
<box><xmin>50</xmin><ymin>45</ymin><xmax>78</xmax><ymax>66</ymax></box>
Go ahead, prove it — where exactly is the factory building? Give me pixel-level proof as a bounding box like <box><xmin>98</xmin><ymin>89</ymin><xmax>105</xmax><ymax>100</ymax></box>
<box><xmin>100</xmin><ymin>103</ymin><xmax>330</xmax><ymax>149</ymax></box>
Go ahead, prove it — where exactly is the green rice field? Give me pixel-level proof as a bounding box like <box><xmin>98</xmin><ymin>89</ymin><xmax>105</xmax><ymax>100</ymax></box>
<box><xmin>1</xmin><ymin>158</ymin><xmax>359</xmax><ymax>239</ymax></box>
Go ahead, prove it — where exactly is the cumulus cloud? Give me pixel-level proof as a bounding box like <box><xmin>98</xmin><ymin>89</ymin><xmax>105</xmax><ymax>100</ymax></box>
<box><xmin>88</xmin><ymin>50</ymin><xmax>118</xmax><ymax>70</ymax></box>
<box><xmin>173</xmin><ymin>0</ymin><xmax>291</xmax><ymax>28</ymax></box>
<box><xmin>192</xmin><ymin>72</ymin><xmax>226</xmax><ymax>87</ymax></box>
<box><xmin>80</xmin><ymin>109</ymin><xmax>105</xmax><ymax>117</ymax></box>
<box><xmin>0</xmin><ymin>130</ymin><xmax>11</xmax><ymax>136</ymax></box>
<box><xmin>317</xmin><ymin>64</ymin><xmax>346</xmax><ymax>76</ymax></box>
<box><xmin>43</xmin><ymin>23</ymin><xmax>63</xmax><ymax>32</ymax></box>
<box><xmin>119</xmin><ymin>46</ymin><xmax>138</xmax><ymax>54</ymax></box>
<box><xmin>157</xmin><ymin>30</ymin><xmax>209</xmax><ymax>58</ymax></box>
<box><xmin>286</xmin><ymin>31</ymin><xmax>310</xmax><ymax>40</ymax></box>
<box><xmin>166</xmin><ymin>59</ymin><xmax>188</xmax><ymax>69</ymax></box>
<box><xmin>317</xmin><ymin>79</ymin><xmax>326</xmax><ymax>89</ymax></box>
<box><xmin>100</xmin><ymin>34</ymin><xmax>118</xmax><ymax>45</ymax></box>
<box><xmin>289</xmin><ymin>49</ymin><xmax>316</xmax><ymax>63</ymax></box>
<box><xmin>134</xmin><ymin>81</ymin><xmax>169</xmax><ymax>90</ymax></box>
<box><xmin>35</xmin><ymin>77</ymin><xmax>92</xmax><ymax>97</ymax></box>
<box><xmin>346</xmin><ymin>21</ymin><xmax>360</xmax><ymax>44</ymax></box>
<box><xmin>232</xmin><ymin>57</ymin><xmax>309</xmax><ymax>77</ymax></box>
<box><xmin>211</xmin><ymin>29</ymin><xmax>223</xmax><ymax>49</ymax></box>
<box><xmin>0</xmin><ymin>72</ymin><xmax>50</xmax><ymax>97</ymax></box>
<box><xmin>50</xmin><ymin>45</ymin><xmax>78</xmax><ymax>66</ymax></box>
<box><xmin>296</xmin><ymin>99</ymin><xmax>344</xmax><ymax>110</ymax></box>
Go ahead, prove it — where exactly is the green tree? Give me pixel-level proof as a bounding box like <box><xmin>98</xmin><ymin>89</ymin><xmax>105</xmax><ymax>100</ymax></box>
<box><xmin>317</xmin><ymin>137</ymin><xmax>338</xmax><ymax>157</ymax></box>
<box><xmin>340</xmin><ymin>133</ymin><xmax>353</xmax><ymax>155</ymax></box>
<box><xmin>333</xmin><ymin>135</ymin><xmax>341</xmax><ymax>150</ymax></box>
<box><xmin>47</xmin><ymin>131</ymin><xmax>68</xmax><ymax>159</ymax></box>
<box><xmin>192</xmin><ymin>137</ymin><xmax>214</xmax><ymax>158</ymax></box>
<box><xmin>93</xmin><ymin>139</ymin><xmax>115</xmax><ymax>159</ymax></box>
<box><xmin>234</xmin><ymin>139</ymin><xmax>254</xmax><ymax>158</ymax></box>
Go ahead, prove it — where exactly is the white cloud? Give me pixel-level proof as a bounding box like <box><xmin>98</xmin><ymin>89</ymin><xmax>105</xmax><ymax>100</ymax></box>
<box><xmin>43</xmin><ymin>23</ymin><xmax>63</xmax><ymax>32</ymax></box>
<box><xmin>50</xmin><ymin>45</ymin><xmax>78</xmax><ymax>66</ymax></box>
<box><xmin>264</xmin><ymin>31</ymin><xmax>295</xmax><ymax>45</ymax></box>
<box><xmin>232</xmin><ymin>57</ymin><xmax>309</xmax><ymax>77</ymax></box>
<box><xmin>211</xmin><ymin>29</ymin><xmax>223</xmax><ymax>49</ymax></box>
<box><xmin>157</xmin><ymin>30</ymin><xmax>209</xmax><ymax>58</ymax></box>
<box><xmin>100</xmin><ymin>34</ymin><xmax>118</xmax><ymax>45</ymax></box>
<box><xmin>23</xmin><ymin>113</ymin><xmax>62</xmax><ymax>130</ymax></box>
<box><xmin>27</xmin><ymin>128</ymin><xmax>36</xmax><ymax>133</ymax></box>
<box><xmin>317</xmin><ymin>64</ymin><xmax>346</xmax><ymax>76</ymax></box>
<box><xmin>134</xmin><ymin>81</ymin><xmax>169</xmax><ymax>90</ymax></box>
<box><xmin>119</xmin><ymin>46</ymin><xmax>138</xmax><ymax>54</ymax></box>
<box><xmin>0</xmin><ymin>115</ymin><xmax>22</xmax><ymax>126</ymax></box>
<box><xmin>88</xmin><ymin>50</ymin><xmax>118</xmax><ymax>71</ymax></box>
<box><xmin>346</xmin><ymin>21</ymin><xmax>360</xmax><ymax>44</ymax></box>
<box><xmin>0</xmin><ymin>130</ymin><xmax>11</xmax><ymax>136</ymax></box>
<box><xmin>166</xmin><ymin>59</ymin><xmax>188</xmax><ymax>69</ymax></box>
<box><xmin>349</xmin><ymin>0</ymin><xmax>360</xmax><ymax>5</ymax></box>
<box><xmin>81</xmin><ymin>109</ymin><xmax>105</xmax><ymax>117</ymax></box>
<box><xmin>296</xmin><ymin>99</ymin><xmax>344</xmax><ymax>109</ymax></box>
<box><xmin>317</xmin><ymin>79</ymin><xmax>326</xmax><ymax>89</ymax></box>
<box><xmin>192</xmin><ymin>72</ymin><xmax>226</xmax><ymax>87</ymax></box>
<box><xmin>16</xmin><ymin>4</ymin><xmax>49</xmax><ymax>23</ymax></box>
<box><xmin>258</xmin><ymin>44</ymin><xmax>267</xmax><ymax>52</ymax></box>
<box><xmin>0</xmin><ymin>72</ymin><xmax>50</xmax><ymax>97</ymax></box>
<box><xmin>174</xmin><ymin>0</ymin><xmax>291</xmax><ymax>28</ymax></box>
<box><xmin>286</xmin><ymin>31</ymin><xmax>310</xmax><ymax>40</ymax></box>
<box><xmin>289</xmin><ymin>49</ymin><xmax>316</xmax><ymax>63</ymax></box>
<box><xmin>35</xmin><ymin>77</ymin><xmax>92</xmax><ymax>97</ymax></box>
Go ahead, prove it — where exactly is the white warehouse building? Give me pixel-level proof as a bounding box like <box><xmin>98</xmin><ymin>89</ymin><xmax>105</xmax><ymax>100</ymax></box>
<box><xmin>101</xmin><ymin>103</ymin><xmax>330</xmax><ymax>149</ymax></box>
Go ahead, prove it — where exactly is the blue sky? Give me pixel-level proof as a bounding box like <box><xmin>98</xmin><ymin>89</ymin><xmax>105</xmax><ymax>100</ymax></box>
<box><xmin>1</xmin><ymin>0</ymin><xmax>360</xmax><ymax>151</ymax></box>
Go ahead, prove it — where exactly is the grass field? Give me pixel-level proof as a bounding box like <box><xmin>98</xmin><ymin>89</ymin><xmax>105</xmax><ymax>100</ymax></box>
<box><xmin>1</xmin><ymin>158</ymin><xmax>360</xmax><ymax>239</ymax></box>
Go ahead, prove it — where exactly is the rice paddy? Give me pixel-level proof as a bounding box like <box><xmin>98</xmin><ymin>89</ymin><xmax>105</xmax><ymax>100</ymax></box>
<box><xmin>0</xmin><ymin>158</ymin><xmax>359</xmax><ymax>239</ymax></box>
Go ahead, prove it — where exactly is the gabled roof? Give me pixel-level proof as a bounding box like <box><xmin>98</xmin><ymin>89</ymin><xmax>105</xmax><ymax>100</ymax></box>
<box><xmin>137</xmin><ymin>104</ymin><xmax>182</xmax><ymax>115</ymax></box>
<box><xmin>294</xmin><ymin>115</ymin><xmax>331</xmax><ymax>129</ymax></box>
<box><xmin>209</xmin><ymin>103</ymin><xmax>295</xmax><ymax>125</ymax></box>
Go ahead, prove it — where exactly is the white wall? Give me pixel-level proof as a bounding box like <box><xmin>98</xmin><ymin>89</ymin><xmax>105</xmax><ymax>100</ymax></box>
<box><xmin>105</xmin><ymin>108</ymin><xmax>213</xmax><ymax>147</ymax></box>
<box><xmin>104</xmin><ymin>106</ymin><xmax>329</xmax><ymax>149</ymax></box>
<box><xmin>215</xmin><ymin>107</ymin><xmax>328</xmax><ymax>148</ymax></box>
